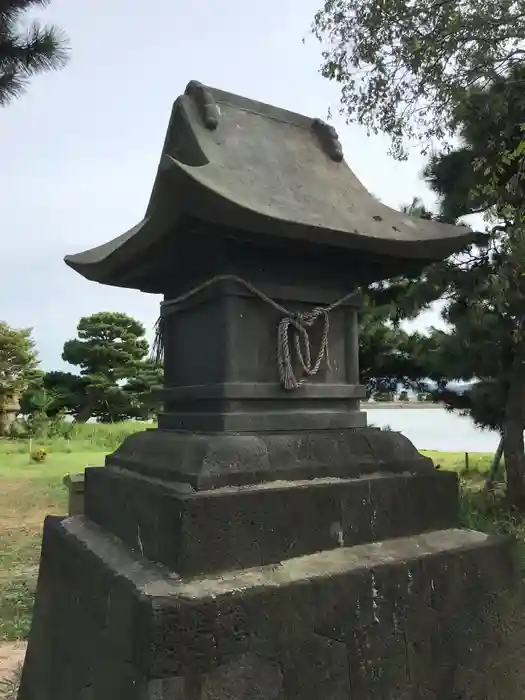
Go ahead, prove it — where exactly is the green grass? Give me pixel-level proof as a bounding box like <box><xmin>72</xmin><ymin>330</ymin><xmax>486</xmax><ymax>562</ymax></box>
<box><xmin>0</xmin><ymin>434</ymin><xmax>113</xmax><ymax>642</ymax></box>
<box><xmin>422</xmin><ymin>450</ymin><xmax>493</xmax><ymax>473</ymax></box>
<box><xmin>0</xmin><ymin>421</ymin><xmax>147</xmax><ymax>641</ymax></box>
<box><xmin>0</xmin><ymin>427</ymin><xmax>519</xmax><ymax>643</ymax></box>
<box><xmin>2</xmin><ymin>420</ymin><xmax>150</xmax><ymax>456</ymax></box>
<box><xmin>423</xmin><ymin>450</ymin><xmax>525</xmax><ymax>544</ymax></box>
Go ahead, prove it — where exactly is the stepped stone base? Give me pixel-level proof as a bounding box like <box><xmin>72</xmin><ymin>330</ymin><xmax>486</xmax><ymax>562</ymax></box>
<box><xmin>84</xmin><ymin>469</ymin><xmax>460</xmax><ymax>577</ymax></box>
<box><xmin>19</xmin><ymin>515</ymin><xmax>525</xmax><ymax>700</ymax></box>
<box><xmin>104</xmin><ymin>427</ymin><xmax>435</xmax><ymax>490</ymax></box>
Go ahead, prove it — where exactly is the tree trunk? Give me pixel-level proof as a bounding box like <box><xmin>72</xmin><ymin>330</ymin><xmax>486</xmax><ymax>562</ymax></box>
<box><xmin>74</xmin><ymin>390</ymin><xmax>99</xmax><ymax>424</ymax></box>
<box><xmin>485</xmin><ymin>433</ymin><xmax>505</xmax><ymax>491</ymax></box>
<box><xmin>0</xmin><ymin>395</ymin><xmax>20</xmax><ymax>437</ymax></box>
<box><xmin>502</xmin><ymin>351</ymin><xmax>525</xmax><ymax>508</ymax></box>
<box><xmin>0</xmin><ymin>410</ymin><xmax>16</xmax><ymax>436</ymax></box>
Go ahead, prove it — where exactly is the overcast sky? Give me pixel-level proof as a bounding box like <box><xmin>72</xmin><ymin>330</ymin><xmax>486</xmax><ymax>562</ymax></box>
<box><xmin>1</xmin><ymin>0</ymin><xmax>450</xmax><ymax>371</ymax></box>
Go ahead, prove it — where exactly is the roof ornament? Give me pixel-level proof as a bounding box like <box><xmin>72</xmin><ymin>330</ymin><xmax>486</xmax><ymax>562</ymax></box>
<box><xmin>185</xmin><ymin>80</ymin><xmax>219</xmax><ymax>130</ymax></box>
<box><xmin>312</xmin><ymin>117</ymin><xmax>344</xmax><ymax>162</ymax></box>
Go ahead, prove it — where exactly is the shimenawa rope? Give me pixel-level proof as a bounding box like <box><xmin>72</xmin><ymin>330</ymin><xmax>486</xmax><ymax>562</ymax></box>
<box><xmin>151</xmin><ymin>275</ymin><xmax>357</xmax><ymax>390</ymax></box>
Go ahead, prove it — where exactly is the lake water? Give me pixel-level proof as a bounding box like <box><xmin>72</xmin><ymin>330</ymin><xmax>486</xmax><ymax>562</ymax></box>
<box><xmin>367</xmin><ymin>408</ymin><xmax>499</xmax><ymax>453</ymax></box>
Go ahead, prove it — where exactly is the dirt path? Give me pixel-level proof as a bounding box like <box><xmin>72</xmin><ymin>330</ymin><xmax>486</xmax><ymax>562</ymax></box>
<box><xmin>0</xmin><ymin>642</ymin><xmax>26</xmax><ymax>696</ymax></box>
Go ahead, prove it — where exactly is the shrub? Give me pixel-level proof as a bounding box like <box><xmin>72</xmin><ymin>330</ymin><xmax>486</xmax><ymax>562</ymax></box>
<box><xmin>29</xmin><ymin>448</ymin><xmax>47</xmax><ymax>463</ymax></box>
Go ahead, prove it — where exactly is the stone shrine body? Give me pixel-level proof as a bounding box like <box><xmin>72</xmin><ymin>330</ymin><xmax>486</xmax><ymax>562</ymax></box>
<box><xmin>19</xmin><ymin>81</ymin><xmax>525</xmax><ymax>699</ymax></box>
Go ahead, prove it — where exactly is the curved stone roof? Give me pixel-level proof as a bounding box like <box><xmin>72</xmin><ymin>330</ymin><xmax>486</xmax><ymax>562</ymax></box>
<box><xmin>65</xmin><ymin>80</ymin><xmax>476</xmax><ymax>290</ymax></box>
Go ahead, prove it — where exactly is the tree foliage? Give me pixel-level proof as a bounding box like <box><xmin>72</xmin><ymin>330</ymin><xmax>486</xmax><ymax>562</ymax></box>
<box><xmin>359</xmin><ymin>297</ymin><xmax>438</xmax><ymax>397</ymax></box>
<box><xmin>61</xmin><ymin>312</ymin><xmax>162</xmax><ymax>423</ymax></box>
<box><xmin>313</xmin><ymin>0</ymin><xmax>525</xmax><ymax>158</ymax></box>
<box><xmin>425</xmin><ymin>66</ymin><xmax>525</xmax><ymax>221</ymax></box>
<box><xmin>354</xmin><ymin>199</ymin><xmax>451</xmax><ymax>399</ymax></box>
<box><xmin>437</xmin><ymin>381</ymin><xmax>506</xmax><ymax>433</ymax></box>
<box><xmin>0</xmin><ymin>320</ymin><xmax>39</xmax><ymax>435</ymax></box>
<box><xmin>0</xmin><ymin>0</ymin><xmax>69</xmax><ymax>106</ymax></box>
<box><xmin>0</xmin><ymin>320</ymin><xmax>38</xmax><ymax>404</ymax></box>
<box><xmin>412</xmin><ymin>69</ymin><xmax>525</xmax><ymax>504</ymax></box>
<box><xmin>313</xmin><ymin>0</ymin><xmax>525</xmax><ymax>505</ymax></box>
<box><xmin>20</xmin><ymin>370</ymin><xmax>88</xmax><ymax>418</ymax></box>
<box><xmin>91</xmin><ymin>358</ymin><xmax>163</xmax><ymax>423</ymax></box>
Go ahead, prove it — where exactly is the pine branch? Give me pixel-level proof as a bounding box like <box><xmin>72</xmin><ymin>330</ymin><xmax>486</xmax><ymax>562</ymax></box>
<box><xmin>0</xmin><ymin>23</ymin><xmax>68</xmax><ymax>69</ymax></box>
<box><xmin>0</xmin><ymin>0</ymin><xmax>51</xmax><ymax>34</ymax></box>
<box><xmin>0</xmin><ymin>67</ymin><xmax>24</xmax><ymax>103</ymax></box>
<box><xmin>0</xmin><ymin>0</ymin><xmax>69</xmax><ymax>106</ymax></box>
<box><xmin>0</xmin><ymin>0</ymin><xmax>52</xmax><ymax>18</ymax></box>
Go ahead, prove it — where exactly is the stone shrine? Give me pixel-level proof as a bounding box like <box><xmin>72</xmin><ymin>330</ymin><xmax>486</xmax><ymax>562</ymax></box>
<box><xmin>19</xmin><ymin>81</ymin><xmax>525</xmax><ymax>699</ymax></box>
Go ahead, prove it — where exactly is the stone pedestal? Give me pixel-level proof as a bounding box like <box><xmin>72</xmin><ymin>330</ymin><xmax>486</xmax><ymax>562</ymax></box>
<box><xmin>18</xmin><ymin>276</ymin><xmax>525</xmax><ymax>700</ymax></box>
<box><xmin>19</xmin><ymin>477</ymin><xmax>525</xmax><ymax>700</ymax></box>
<box><xmin>19</xmin><ymin>277</ymin><xmax>525</xmax><ymax>700</ymax></box>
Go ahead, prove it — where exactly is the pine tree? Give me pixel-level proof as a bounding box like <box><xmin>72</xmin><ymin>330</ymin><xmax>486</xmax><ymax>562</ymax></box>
<box><xmin>420</xmin><ymin>69</ymin><xmax>525</xmax><ymax>506</ymax></box>
<box><xmin>0</xmin><ymin>0</ymin><xmax>69</xmax><ymax>106</ymax></box>
<box><xmin>313</xmin><ymin>0</ymin><xmax>525</xmax><ymax>505</ymax></box>
<box><xmin>62</xmin><ymin>312</ymin><xmax>162</xmax><ymax>423</ymax></box>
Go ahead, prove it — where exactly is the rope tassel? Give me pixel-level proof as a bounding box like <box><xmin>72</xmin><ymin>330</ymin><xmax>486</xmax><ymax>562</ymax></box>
<box><xmin>150</xmin><ymin>275</ymin><xmax>357</xmax><ymax>390</ymax></box>
<box><xmin>151</xmin><ymin>316</ymin><xmax>165</xmax><ymax>365</ymax></box>
<box><xmin>277</xmin><ymin>309</ymin><xmax>331</xmax><ymax>390</ymax></box>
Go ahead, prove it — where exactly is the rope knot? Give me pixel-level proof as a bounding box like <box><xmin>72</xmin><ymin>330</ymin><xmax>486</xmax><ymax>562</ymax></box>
<box><xmin>151</xmin><ymin>274</ymin><xmax>358</xmax><ymax>391</ymax></box>
<box><xmin>277</xmin><ymin>306</ymin><xmax>331</xmax><ymax>390</ymax></box>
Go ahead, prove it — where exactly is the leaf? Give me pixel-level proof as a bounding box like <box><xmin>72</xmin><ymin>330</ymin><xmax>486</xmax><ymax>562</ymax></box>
<box><xmin>313</xmin><ymin>0</ymin><xmax>525</xmax><ymax>160</ymax></box>
<box><xmin>514</xmin><ymin>140</ymin><xmax>525</xmax><ymax>157</ymax></box>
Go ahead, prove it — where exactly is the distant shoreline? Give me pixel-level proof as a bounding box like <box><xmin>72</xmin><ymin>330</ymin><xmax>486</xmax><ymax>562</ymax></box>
<box><xmin>363</xmin><ymin>402</ymin><xmax>443</xmax><ymax>410</ymax></box>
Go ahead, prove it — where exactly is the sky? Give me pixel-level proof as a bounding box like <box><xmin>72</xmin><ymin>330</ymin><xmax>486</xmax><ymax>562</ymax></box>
<box><xmin>1</xmin><ymin>0</ymin><xmax>454</xmax><ymax>371</ymax></box>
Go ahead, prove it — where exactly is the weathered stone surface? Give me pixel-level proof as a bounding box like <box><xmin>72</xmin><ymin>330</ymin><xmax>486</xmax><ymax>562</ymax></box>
<box><xmin>154</xmin><ymin>281</ymin><xmax>366</xmax><ymax>435</ymax></box>
<box><xmin>279</xmin><ymin>634</ymin><xmax>350</xmax><ymax>700</ymax></box>
<box><xmin>199</xmin><ymin>653</ymin><xmax>284</xmax><ymax>699</ymax></box>
<box><xmin>63</xmin><ymin>472</ymin><xmax>87</xmax><ymax>516</ymax></box>
<box><xmin>18</xmin><ymin>516</ymin><xmax>525</xmax><ymax>700</ymax></box>
<box><xmin>146</xmin><ymin>676</ymin><xmax>186</xmax><ymax>699</ymax></box>
<box><xmin>84</xmin><ymin>468</ymin><xmax>459</xmax><ymax>576</ymax></box>
<box><xmin>104</xmin><ymin>427</ymin><xmax>435</xmax><ymax>490</ymax></box>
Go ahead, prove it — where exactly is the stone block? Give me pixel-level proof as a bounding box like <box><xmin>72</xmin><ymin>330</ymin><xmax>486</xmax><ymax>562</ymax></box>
<box><xmin>84</xmin><ymin>467</ymin><xmax>459</xmax><ymax>576</ymax></box>
<box><xmin>18</xmin><ymin>516</ymin><xmax>525</xmax><ymax>700</ymax></box>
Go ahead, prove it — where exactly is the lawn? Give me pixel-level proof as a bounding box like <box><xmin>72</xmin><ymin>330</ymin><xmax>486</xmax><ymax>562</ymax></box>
<box><xmin>0</xmin><ymin>432</ymin><xmax>516</xmax><ymax>644</ymax></box>
<box><xmin>0</xmin><ymin>449</ymin><xmax>106</xmax><ymax>642</ymax></box>
<box><xmin>0</xmin><ymin>421</ymin><xmax>149</xmax><ymax>642</ymax></box>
